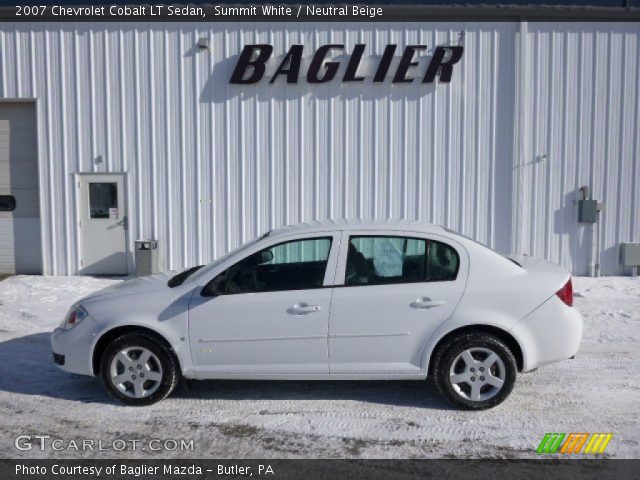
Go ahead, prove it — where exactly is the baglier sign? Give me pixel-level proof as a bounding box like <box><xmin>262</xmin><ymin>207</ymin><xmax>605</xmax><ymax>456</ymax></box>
<box><xmin>229</xmin><ymin>44</ymin><xmax>464</xmax><ymax>84</ymax></box>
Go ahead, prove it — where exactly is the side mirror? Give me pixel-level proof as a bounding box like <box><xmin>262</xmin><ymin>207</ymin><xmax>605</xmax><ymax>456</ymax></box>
<box><xmin>254</xmin><ymin>250</ymin><xmax>273</xmax><ymax>265</ymax></box>
<box><xmin>202</xmin><ymin>275</ymin><xmax>227</xmax><ymax>297</ymax></box>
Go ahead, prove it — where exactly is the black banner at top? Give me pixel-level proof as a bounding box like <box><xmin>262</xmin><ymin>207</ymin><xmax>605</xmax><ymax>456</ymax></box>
<box><xmin>3</xmin><ymin>4</ymin><xmax>640</xmax><ymax>22</ymax></box>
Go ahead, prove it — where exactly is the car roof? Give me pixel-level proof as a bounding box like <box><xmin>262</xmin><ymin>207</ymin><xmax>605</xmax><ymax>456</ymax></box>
<box><xmin>267</xmin><ymin>219</ymin><xmax>446</xmax><ymax>238</ymax></box>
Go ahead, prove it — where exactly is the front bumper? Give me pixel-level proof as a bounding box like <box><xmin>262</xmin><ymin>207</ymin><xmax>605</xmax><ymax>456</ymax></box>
<box><xmin>50</xmin><ymin>316</ymin><xmax>98</xmax><ymax>376</ymax></box>
<box><xmin>510</xmin><ymin>295</ymin><xmax>584</xmax><ymax>372</ymax></box>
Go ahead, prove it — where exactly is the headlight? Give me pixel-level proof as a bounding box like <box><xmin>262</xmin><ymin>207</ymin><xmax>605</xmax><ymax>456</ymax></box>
<box><xmin>60</xmin><ymin>305</ymin><xmax>90</xmax><ymax>330</ymax></box>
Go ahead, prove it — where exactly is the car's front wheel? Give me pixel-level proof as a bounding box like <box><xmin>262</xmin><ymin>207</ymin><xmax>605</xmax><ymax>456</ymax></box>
<box><xmin>433</xmin><ymin>332</ymin><xmax>517</xmax><ymax>410</ymax></box>
<box><xmin>100</xmin><ymin>333</ymin><xmax>180</xmax><ymax>406</ymax></box>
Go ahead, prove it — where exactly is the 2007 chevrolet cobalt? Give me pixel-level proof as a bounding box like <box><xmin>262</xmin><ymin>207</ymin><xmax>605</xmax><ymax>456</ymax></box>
<box><xmin>51</xmin><ymin>220</ymin><xmax>583</xmax><ymax>409</ymax></box>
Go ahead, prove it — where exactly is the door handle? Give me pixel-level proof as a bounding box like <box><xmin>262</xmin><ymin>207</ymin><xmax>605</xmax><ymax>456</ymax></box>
<box><xmin>287</xmin><ymin>302</ymin><xmax>321</xmax><ymax>315</ymax></box>
<box><xmin>113</xmin><ymin>216</ymin><xmax>128</xmax><ymax>230</ymax></box>
<box><xmin>410</xmin><ymin>297</ymin><xmax>445</xmax><ymax>309</ymax></box>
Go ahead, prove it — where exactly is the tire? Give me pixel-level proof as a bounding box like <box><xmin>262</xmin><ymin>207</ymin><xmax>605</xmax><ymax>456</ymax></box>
<box><xmin>100</xmin><ymin>333</ymin><xmax>180</xmax><ymax>406</ymax></box>
<box><xmin>432</xmin><ymin>332</ymin><xmax>517</xmax><ymax>410</ymax></box>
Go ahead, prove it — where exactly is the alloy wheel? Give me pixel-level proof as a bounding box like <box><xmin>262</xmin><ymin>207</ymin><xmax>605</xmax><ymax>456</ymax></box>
<box><xmin>448</xmin><ymin>347</ymin><xmax>506</xmax><ymax>402</ymax></box>
<box><xmin>109</xmin><ymin>346</ymin><xmax>163</xmax><ymax>399</ymax></box>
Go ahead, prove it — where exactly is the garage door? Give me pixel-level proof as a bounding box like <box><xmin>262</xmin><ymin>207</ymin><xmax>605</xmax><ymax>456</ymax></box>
<box><xmin>0</xmin><ymin>102</ymin><xmax>42</xmax><ymax>274</ymax></box>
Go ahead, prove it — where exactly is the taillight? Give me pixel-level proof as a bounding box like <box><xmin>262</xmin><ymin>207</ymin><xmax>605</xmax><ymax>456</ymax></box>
<box><xmin>556</xmin><ymin>278</ymin><xmax>573</xmax><ymax>307</ymax></box>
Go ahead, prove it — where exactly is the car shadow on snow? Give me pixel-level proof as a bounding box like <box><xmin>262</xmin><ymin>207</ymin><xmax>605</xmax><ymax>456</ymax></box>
<box><xmin>0</xmin><ymin>332</ymin><xmax>453</xmax><ymax>409</ymax></box>
<box><xmin>181</xmin><ymin>379</ymin><xmax>453</xmax><ymax>410</ymax></box>
<box><xmin>0</xmin><ymin>333</ymin><xmax>113</xmax><ymax>403</ymax></box>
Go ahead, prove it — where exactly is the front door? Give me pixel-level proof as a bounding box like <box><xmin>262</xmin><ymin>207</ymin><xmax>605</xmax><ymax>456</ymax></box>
<box><xmin>77</xmin><ymin>173</ymin><xmax>127</xmax><ymax>275</ymax></box>
<box><xmin>188</xmin><ymin>235</ymin><xmax>339</xmax><ymax>376</ymax></box>
<box><xmin>329</xmin><ymin>233</ymin><xmax>467</xmax><ymax>374</ymax></box>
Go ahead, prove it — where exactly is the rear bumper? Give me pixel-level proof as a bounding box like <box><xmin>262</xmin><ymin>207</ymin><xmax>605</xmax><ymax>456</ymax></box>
<box><xmin>510</xmin><ymin>295</ymin><xmax>583</xmax><ymax>372</ymax></box>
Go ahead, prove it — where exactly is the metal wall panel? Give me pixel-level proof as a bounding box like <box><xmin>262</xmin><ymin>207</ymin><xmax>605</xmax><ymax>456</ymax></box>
<box><xmin>0</xmin><ymin>21</ymin><xmax>637</xmax><ymax>275</ymax></box>
<box><xmin>514</xmin><ymin>22</ymin><xmax>640</xmax><ymax>275</ymax></box>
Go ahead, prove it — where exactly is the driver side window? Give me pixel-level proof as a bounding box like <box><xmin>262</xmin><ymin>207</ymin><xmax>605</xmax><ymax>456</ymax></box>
<box><xmin>207</xmin><ymin>237</ymin><xmax>332</xmax><ymax>295</ymax></box>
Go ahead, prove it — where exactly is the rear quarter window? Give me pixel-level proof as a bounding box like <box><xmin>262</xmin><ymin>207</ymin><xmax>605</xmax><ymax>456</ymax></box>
<box><xmin>426</xmin><ymin>240</ymin><xmax>460</xmax><ymax>281</ymax></box>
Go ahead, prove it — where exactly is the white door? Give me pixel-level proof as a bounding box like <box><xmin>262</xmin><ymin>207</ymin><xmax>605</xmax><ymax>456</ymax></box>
<box><xmin>188</xmin><ymin>234</ymin><xmax>339</xmax><ymax>376</ymax></box>
<box><xmin>0</xmin><ymin>102</ymin><xmax>41</xmax><ymax>274</ymax></box>
<box><xmin>329</xmin><ymin>232</ymin><xmax>467</xmax><ymax>375</ymax></box>
<box><xmin>77</xmin><ymin>173</ymin><xmax>127</xmax><ymax>275</ymax></box>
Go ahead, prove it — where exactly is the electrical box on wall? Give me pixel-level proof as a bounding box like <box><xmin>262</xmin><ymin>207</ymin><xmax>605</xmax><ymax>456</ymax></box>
<box><xmin>578</xmin><ymin>199</ymin><xmax>598</xmax><ymax>223</ymax></box>
<box><xmin>620</xmin><ymin>243</ymin><xmax>640</xmax><ymax>267</ymax></box>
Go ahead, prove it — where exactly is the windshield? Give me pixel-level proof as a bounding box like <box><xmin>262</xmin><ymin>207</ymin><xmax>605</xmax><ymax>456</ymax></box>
<box><xmin>187</xmin><ymin>232</ymin><xmax>271</xmax><ymax>284</ymax></box>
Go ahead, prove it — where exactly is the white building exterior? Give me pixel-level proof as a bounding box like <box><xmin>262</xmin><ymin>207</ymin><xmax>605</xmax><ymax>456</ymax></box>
<box><xmin>0</xmin><ymin>19</ymin><xmax>638</xmax><ymax>275</ymax></box>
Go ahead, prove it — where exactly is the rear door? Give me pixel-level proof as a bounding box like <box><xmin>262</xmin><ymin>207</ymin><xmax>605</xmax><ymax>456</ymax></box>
<box><xmin>328</xmin><ymin>231</ymin><xmax>467</xmax><ymax>375</ymax></box>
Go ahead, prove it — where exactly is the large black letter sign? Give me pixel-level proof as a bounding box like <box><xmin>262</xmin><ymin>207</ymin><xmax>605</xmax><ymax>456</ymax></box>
<box><xmin>228</xmin><ymin>43</ymin><xmax>464</xmax><ymax>85</ymax></box>
<box><xmin>307</xmin><ymin>45</ymin><xmax>344</xmax><ymax>83</ymax></box>
<box><xmin>393</xmin><ymin>45</ymin><xmax>427</xmax><ymax>83</ymax></box>
<box><xmin>423</xmin><ymin>46</ymin><xmax>464</xmax><ymax>83</ymax></box>
<box><xmin>230</xmin><ymin>44</ymin><xmax>274</xmax><ymax>84</ymax></box>
<box><xmin>343</xmin><ymin>44</ymin><xmax>366</xmax><ymax>82</ymax></box>
<box><xmin>270</xmin><ymin>45</ymin><xmax>304</xmax><ymax>84</ymax></box>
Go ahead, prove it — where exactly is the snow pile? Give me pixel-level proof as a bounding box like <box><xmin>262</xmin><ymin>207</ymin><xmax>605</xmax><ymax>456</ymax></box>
<box><xmin>0</xmin><ymin>276</ymin><xmax>121</xmax><ymax>336</ymax></box>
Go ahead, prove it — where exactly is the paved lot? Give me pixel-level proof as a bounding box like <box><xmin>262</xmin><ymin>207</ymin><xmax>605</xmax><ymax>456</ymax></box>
<box><xmin>0</xmin><ymin>275</ymin><xmax>638</xmax><ymax>458</ymax></box>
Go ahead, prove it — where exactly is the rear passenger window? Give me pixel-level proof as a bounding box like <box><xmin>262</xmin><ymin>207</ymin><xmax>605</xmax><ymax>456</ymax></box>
<box><xmin>345</xmin><ymin>236</ymin><xmax>458</xmax><ymax>286</ymax></box>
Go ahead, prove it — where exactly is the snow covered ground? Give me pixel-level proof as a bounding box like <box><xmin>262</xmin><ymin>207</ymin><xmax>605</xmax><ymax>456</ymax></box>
<box><xmin>0</xmin><ymin>275</ymin><xmax>638</xmax><ymax>458</ymax></box>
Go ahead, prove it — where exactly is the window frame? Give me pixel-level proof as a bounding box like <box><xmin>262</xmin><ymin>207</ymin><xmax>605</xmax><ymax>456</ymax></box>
<box><xmin>203</xmin><ymin>235</ymin><xmax>335</xmax><ymax>296</ymax></box>
<box><xmin>88</xmin><ymin>182</ymin><xmax>119</xmax><ymax>219</ymax></box>
<box><xmin>340</xmin><ymin>233</ymin><xmax>461</xmax><ymax>287</ymax></box>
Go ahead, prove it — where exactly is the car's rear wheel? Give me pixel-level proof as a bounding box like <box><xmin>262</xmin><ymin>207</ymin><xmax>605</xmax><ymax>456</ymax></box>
<box><xmin>100</xmin><ymin>333</ymin><xmax>180</xmax><ymax>406</ymax></box>
<box><xmin>433</xmin><ymin>332</ymin><xmax>516</xmax><ymax>410</ymax></box>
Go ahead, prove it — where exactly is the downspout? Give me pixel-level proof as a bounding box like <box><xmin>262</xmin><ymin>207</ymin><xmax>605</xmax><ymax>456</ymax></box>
<box><xmin>512</xmin><ymin>19</ymin><xmax>528</xmax><ymax>255</ymax></box>
<box><xmin>588</xmin><ymin>204</ymin><xmax>596</xmax><ymax>278</ymax></box>
<box><xmin>594</xmin><ymin>210</ymin><xmax>601</xmax><ymax>277</ymax></box>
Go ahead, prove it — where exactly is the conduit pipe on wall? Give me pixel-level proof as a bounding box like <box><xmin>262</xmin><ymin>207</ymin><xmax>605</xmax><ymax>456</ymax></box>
<box><xmin>589</xmin><ymin>204</ymin><xmax>604</xmax><ymax>278</ymax></box>
<box><xmin>588</xmin><ymin>223</ymin><xmax>596</xmax><ymax>278</ymax></box>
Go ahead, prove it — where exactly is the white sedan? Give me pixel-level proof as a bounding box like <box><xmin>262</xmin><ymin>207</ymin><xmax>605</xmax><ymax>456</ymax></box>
<box><xmin>51</xmin><ymin>220</ymin><xmax>583</xmax><ymax>409</ymax></box>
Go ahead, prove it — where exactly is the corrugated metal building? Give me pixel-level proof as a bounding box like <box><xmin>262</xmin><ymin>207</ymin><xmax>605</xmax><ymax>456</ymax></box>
<box><xmin>0</xmin><ymin>6</ymin><xmax>639</xmax><ymax>276</ymax></box>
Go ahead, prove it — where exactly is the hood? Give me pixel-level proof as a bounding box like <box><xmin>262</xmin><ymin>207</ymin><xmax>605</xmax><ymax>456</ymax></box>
<box><xmin>79</xmin><ymin>272</ymin><xmax>176</xmax><ymax>304</ymax></box>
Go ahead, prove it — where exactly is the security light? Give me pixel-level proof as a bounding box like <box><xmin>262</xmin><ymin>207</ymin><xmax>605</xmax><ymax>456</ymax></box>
<box><xmin>197</xmin><ymin>37</ymin><xmax>209</xmax><ymax>50</ymax></box>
